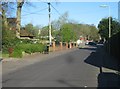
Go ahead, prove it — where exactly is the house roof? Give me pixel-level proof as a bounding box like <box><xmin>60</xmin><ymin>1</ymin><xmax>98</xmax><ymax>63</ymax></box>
<box><xmin>7</xmin><ymin>18</ymin><xmax>17</xmax><ymax>24</ymax></box>
<box><xmin>20</xmin><ymin>29</ymin><xmax>35</xmax><ymax>37</ymax></box>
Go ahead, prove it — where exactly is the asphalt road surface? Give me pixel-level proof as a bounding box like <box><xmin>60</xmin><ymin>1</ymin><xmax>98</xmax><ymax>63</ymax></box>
<box><xmin>2</xmin><ymin>45</ymin><xmax>120</xmax><ymax>87</ymax></box>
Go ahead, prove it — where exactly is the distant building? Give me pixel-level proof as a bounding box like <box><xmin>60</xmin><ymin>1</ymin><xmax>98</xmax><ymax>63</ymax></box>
<box><xmin>7</xmin><ymin>18</ymin><xmax>35</xmax><ymax>39</ymax></box>
<box><xmin>7</xmin><ymin>18</ymin><xmax>17</xmax><ymax>30</ymax></box>
<box><xmin>20</xmin><ymin>28</ymin><xmax>35</xmax><ymax>39</ymax></box>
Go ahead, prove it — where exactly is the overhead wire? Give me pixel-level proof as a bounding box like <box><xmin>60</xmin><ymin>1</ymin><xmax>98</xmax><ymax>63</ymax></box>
<box><xmin>22</xmin><ymin>7</ymin><xmax>48</xmax><ymax>16</ymax></box>
<box><xmin>50</xmin><ymin>3</ymin><xmax>61</xmax><ymax>16</ymax></box>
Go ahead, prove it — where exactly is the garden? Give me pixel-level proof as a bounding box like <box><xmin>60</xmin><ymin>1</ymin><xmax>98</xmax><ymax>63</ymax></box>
<box><xmin>2</xmin><ymin>30</ymin><xmax>46</xmax><ymax>58</ymax></box>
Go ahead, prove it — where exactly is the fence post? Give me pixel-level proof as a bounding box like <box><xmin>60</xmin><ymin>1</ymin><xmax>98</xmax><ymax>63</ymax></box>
<box><xmin>66</xmin><ymin>42</ymin><xmax>68</xmax><ymax>49</ymax></box>
<box><xmin>60</xmin><ymin>42</ymin><xmax>63</xmax><ymax>50</ymax></box>
<box><xmin>53</xmin><ymin>41</ymin><xmax>56</xmax><ymax>51</ymax></box>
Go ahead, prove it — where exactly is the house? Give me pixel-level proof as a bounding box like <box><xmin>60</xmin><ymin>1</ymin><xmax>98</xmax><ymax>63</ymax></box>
<box><xmin>7</xmin><ymin>18</ymin><xmax>17</xmax><ymax>30</ymax></box>
<box><xmin>7</xmin><ymin>18</ymin><xmax>35</xmax><ymax>39</ymax></box>
<box><xmin>20</xmin><ymin>27</ymin><xmax>35</xmax><ymax>39</ymax></box>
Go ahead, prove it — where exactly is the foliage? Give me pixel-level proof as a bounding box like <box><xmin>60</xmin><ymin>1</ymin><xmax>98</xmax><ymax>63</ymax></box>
<box><xmin>40</xmin><ymin>26</ymin><xmax>56</xmax><ymax>40</ymax></box>
<box><xmin>40</xmin><ymin>26</ymin><xmax>49</xmax><ymax>37</ymax></box>
<box><xmin>52</xmin><ymin>12</ymin><xmax>69</xmax><ymax>30</ymax></box>
<box><xmin>2</xmin><ymin>29</ymin><xmax>17</xmax><ymax>53</ymax></box>
<box><xmin>12</xmin><ymin>48</ymin><xmax>23</xmax><ymax>58</ymax></box>
<box><xmin>24</xmin><ymin>23</ymin><xmax>40</xmax><ymax>38</ymax></box>
<box><xmin>10</xmin><ymin>43</ymin><xmax>46</xmax><ymax>58</ymax></box>
<box><xmin>89</xmin><ymin>25</ymin><xmax>99</xmax><ymax>41</ymax></box>
<box><xmin>98</xmin><ymin>17</ymin><xmax>120</xmax><ymax>40</ymax></box>
<box><xmin>16</xmin><ymin>43</ymin><xmax>45</xmax><ymax>53</ymax></box>
<box><xmin>24</xmin><ymin>23</ymin><xmax>35</xmax><ymax>35</ymax></box>
<box><xmin>60</xmin><ymin>24</ymin><xmax>77</xmax><ymax>42</ymax></box>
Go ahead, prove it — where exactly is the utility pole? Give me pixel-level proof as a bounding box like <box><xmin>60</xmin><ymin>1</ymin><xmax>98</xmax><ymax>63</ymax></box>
<box><xmin>100</xmin><ymin>5</ymin><xmax>111</xmax><ymax>54</ymax></box>
<box><xmin>48</xmin><ymin>2</ymin><xmax>52</xmax><ymax>46</ymax></box>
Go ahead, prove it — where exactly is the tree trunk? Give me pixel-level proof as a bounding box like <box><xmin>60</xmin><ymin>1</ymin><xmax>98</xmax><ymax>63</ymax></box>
<box><xmin>16</xmin><ymin>0</ymin><xmax>24</xmax><ymax>38</ymax></box>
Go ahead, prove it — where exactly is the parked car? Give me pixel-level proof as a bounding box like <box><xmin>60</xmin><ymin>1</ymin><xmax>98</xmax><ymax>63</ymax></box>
<box><xmin>88</xmin><ymin>42</ymin><xmax>97</xmax><ymax>46</ymax></box>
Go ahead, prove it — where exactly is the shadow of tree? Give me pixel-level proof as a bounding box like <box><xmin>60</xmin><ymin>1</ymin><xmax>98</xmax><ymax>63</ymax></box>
<box><xmin>84</xmin><ymin>45</ymin><xmax>120</xmax><ymax>88</ymax></box>
<box><xmin>97</xmin><ymin>72</ymin><xmax>120</xmax><ymax>88</ymax></box>
<box><xmin>84</xmin><ymin>45</ymin><xmax>120</xmax><ymax>72</ymax></box>
<box><xmin>79</xmin><ymin>47</ymin><xmax>97</xmax><ymax>51</ymax></box>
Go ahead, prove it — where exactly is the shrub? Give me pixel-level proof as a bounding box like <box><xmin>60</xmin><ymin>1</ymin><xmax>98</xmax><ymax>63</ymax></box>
<box><xmin>13</xmin><ymin>43</ymin><xmax>46</xmax><ymax>58</ymax></box>
<box><xmin>2</xmin><ymin>29</ymin><xmax>21</xmax><ymax>54</ymax></box>
<box><xmin>12</xmin><ymin>49</ymin><xmax>23</xmax><ymax>58</ymax></box>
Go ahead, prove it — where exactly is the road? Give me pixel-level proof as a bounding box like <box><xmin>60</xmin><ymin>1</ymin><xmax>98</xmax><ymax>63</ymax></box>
<box><xmin>2</xmin><ymin>45</ymin><xmax>120</xmax><ymax>87</ymax></box>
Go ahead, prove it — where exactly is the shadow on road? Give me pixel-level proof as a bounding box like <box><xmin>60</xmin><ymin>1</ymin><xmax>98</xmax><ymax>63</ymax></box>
<box><xmin>79</xmin><ymin>47</ymin><xmax>97</xmax><ymax>51</ymax></box>
<box><xmin>84</xmin><ymin>45</ymin><xmax>120</xmax><ymax>88</ymax></box>
<box><xmin>84</xmin><ymin>45</ymin><xmax>120</xmax><ymax>72</ymax></box>
<box><xmin>97</xmin><ymin>72</ymin><xmax>120</xmax><ymax>88</ymax></box>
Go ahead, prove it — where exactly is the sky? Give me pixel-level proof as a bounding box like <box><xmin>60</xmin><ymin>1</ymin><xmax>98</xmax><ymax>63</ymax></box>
<box><xmin>20</xmin><ymin>1</ymin><xmax>119</xmax><ymax>27</ymax></box>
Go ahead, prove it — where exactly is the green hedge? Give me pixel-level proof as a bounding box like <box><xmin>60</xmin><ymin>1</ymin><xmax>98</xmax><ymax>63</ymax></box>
<box><xmin>12</xmin><ymin>43</ymin><xmax>46</xmax><ymax>58</ymax></box>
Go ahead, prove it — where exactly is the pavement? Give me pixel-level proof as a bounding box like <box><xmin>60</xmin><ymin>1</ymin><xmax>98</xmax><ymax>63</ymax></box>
<box><xmin>2</xmin><ymin>48</ymin><xmax>77</xmax><ymax>75</ymax></box>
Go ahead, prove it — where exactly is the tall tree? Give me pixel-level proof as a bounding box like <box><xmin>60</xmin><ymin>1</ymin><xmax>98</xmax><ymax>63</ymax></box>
<box><xmin>89</xmin><ymin>25</ymin><xmax>99</xmax><ymax>41</ymax></box>
<box><xmin>98</xmin><ymin>17</ymin><xmax>120</xmax><ymax>40</ymax></box>
<box><xmin>16</xmin><ymin>0</ymin><xmax>25</xmax><ymax>38</ymax></box>
<box><xmin>52</xmin><ymin>12</ymin><xmax>69</xmax><ymax>30</ymax></box>
<box><xmin>60</xmin><ymin>23</ymin><xmax>77</xmax><ymax>42</ymax></box>
<box><xmin>1</xmin><ymin>2</ymin><xmax>8</xmax><ymax>30</ymax></box>
<box><xmin>1</xmin><ymin>2</ymin><xmax>16</xmax><ymax>30</ymax></box>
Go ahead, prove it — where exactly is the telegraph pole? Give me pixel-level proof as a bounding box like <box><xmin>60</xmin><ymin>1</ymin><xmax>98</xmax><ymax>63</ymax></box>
<box><xmin>48</xmin><ymin>2</ymin><xmax>52</xmax><ymax>46</ymax></box>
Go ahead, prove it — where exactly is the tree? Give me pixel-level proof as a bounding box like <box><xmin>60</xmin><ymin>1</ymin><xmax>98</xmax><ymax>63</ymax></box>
<box><xmin>89</xmin><ymin>25</ymin><xmax>99</xmax><ymax>41</ymax></box>
<box><xmin>52</xmin><ymin>12</ymin><xmax>69</xmax><ymax>30</ymax></box>
<box><xmin>40</xmin><ymin>26</ymin><xmax>56</xmax><ymax>40</ymax></box>
<box><xmin>40</xmin><ymin>26</ymin><xmax>49</xmax><ymax>37</ymax></box>
<box><xmin>25</xmin><ymin>23</ymin><xmax>34</xmax><ymax>34</ymax></box>
<box><xmin>16</xmin><ymin>0</ymin><xmax>25</xmax><ymax>38</ymax></box>
<box><xmin>60</xmin><ymin>23</ymin><xmax>77</xmax><ymax>42</ymax></box>
<box><xmin>33</xmin><ymin>25</ymin><xmax>41</xmax><ymax>38</ymax></box>
<box><xmin>98</xmin><ymin>17</ymin><xmax>120</xmax><ymax>40</ymax></box>
<box><xmin>2</xmin><ymin>29</ymin><xmax>16</xmax><ymax>53</ymax></box>
<box><xmin>1</xmin><ymin>2</ymin><xmax>8</xmax><ymax>30</ymax></box>
<box><xmin>24</xmin><ymin>23</ymin><xmax>40</xmax><ymax>38</ymax></box>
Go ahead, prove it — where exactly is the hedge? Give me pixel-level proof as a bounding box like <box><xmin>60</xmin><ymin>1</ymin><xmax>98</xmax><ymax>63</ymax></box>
<box><xmin>11</xmin><ymin>43</ymin><xmax>46</xmax><ymax>58</ymax></box>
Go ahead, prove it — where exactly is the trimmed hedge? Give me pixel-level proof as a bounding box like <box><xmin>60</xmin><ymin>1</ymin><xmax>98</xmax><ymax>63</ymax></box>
<box><xmin>12</xmin><ymin>43</ymin><xmax>46</xmax><ymax>58</ymax></box>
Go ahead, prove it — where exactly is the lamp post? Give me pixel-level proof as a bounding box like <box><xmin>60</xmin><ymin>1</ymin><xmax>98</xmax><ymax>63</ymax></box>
<box><xmin>100</xmin><ymin>5</ymin><xmax>111</xmax><ymax>53</ymax></box>
<box><xmin>100</xmin><ymin>5</ymin><xmax>111</xmax><ymax>38</ymax></box>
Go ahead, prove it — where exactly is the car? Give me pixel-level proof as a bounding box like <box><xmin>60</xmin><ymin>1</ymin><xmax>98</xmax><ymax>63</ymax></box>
<box><xmin>88</xmin><ymin>42</ymin><xmax>97</xmax><ymax>46</ymax></box>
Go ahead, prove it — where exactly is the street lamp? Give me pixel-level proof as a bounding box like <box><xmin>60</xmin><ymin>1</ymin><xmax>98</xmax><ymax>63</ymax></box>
<box><xmin>100</xmin><ymin>5</ymin><xmax>111</xmax><ymax>53</ymax></box>
<box><xmin>100</xmin><ymin>5</ymin><xmax>111</xmax><ymax>38</ymax></box>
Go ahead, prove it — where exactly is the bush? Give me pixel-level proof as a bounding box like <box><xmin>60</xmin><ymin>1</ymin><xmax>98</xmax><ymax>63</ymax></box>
<box><xmin>12</xmin><ymin>43</ymin><xmax>46</xmax><ymax>58</ymax></box>
<box><xmin>2</xmin><ymin>29</ymin><xmax>21</xmax><ymax>54</ymax></box>
<box><xmin>12</xmin><ymin>49</ymin><xmax>23</xmax><ymax>58</ymax></box>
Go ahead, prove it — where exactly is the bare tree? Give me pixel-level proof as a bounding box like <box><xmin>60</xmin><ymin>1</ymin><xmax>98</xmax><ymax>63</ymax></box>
<box><xmin>16</xmin><ymin>0</ymin><xmax>25</xmax><ymax>38</ymax></box>
<box><xmin>1</xmin><ymin>2</ymin><xmax>8</xmax><ymax>30</ymax></box>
